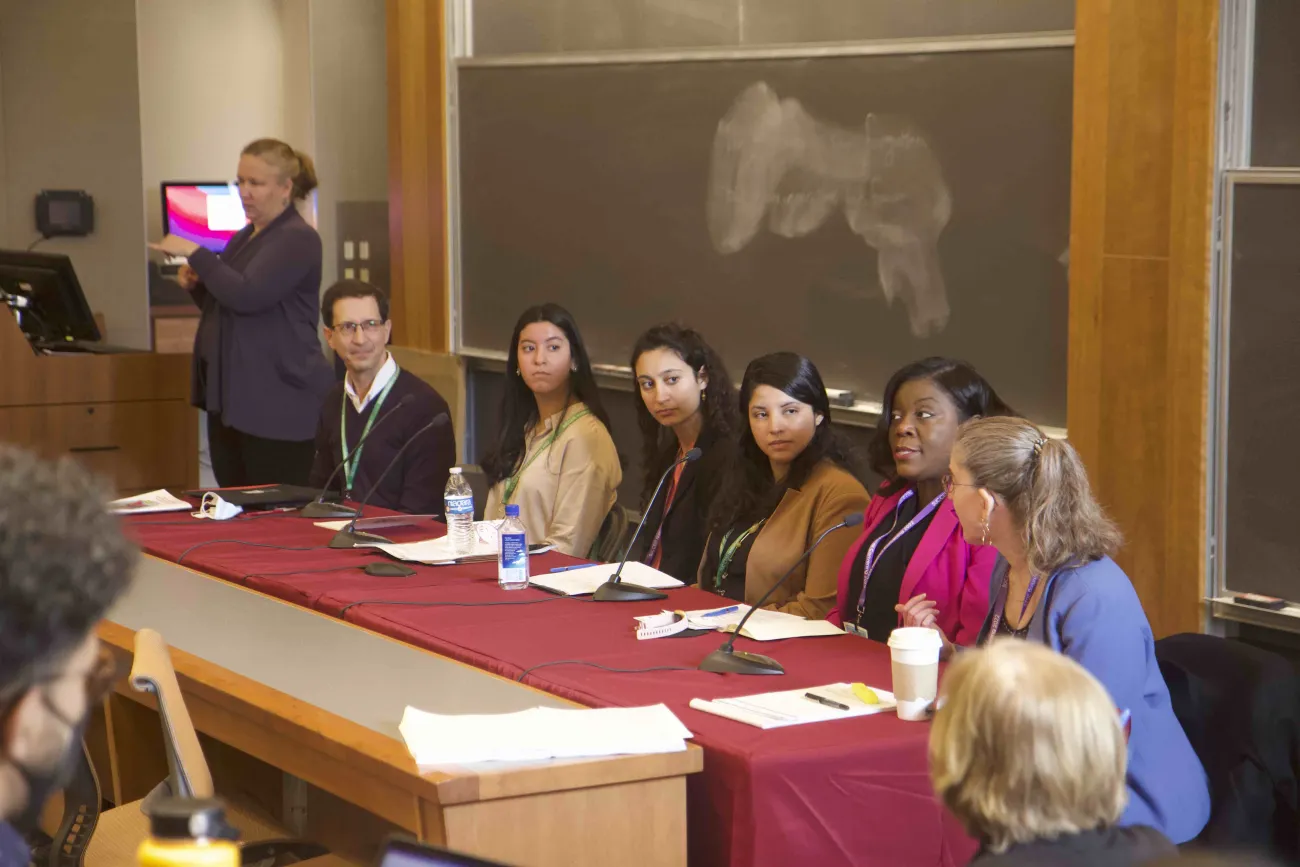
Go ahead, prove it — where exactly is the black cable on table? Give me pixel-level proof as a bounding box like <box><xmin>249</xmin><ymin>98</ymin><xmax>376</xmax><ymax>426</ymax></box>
<box><xmin>340</xmin><ymin>595</ymin><xmax>576</xmax><ymax>616</ymax></box>
<box><xmin>515</xmin><ymin>660</ymin><xmax>696</xmax><ymax>682</ymax></box>
<box><xmin>175</xmin><ymin>539</ymin><xmax>330</xmax><ymax>564</ymax></box>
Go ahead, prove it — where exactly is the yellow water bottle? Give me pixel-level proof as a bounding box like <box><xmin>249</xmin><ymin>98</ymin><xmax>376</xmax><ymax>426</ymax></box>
<box><xmin>137</xmin><ymin>798</ymin><xmax>239</xmax><ymax>867</ymax></box>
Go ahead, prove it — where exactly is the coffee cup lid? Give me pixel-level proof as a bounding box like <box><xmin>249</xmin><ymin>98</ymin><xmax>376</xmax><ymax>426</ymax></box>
<box><xmin>887</xmin><ymin>626</ymin><xmax>943</xmax><ymax>650</ymax></box>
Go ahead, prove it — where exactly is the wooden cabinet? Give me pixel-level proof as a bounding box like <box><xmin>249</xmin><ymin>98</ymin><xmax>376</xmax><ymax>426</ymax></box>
<box><xmin>0</xmin><ymin>308</ymin><xmax>196</xmax><ymax>495</ymax></box>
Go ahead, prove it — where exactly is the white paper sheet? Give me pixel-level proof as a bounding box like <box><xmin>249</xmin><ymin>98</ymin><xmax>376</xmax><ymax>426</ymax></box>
<box><xmin>690</xmin><ymin>683</ymin><xmax>896</xmax><ymax>730</ymax></box>
<box><xmin>399</xmin><ymin>703</ymin><xmax>693</xmax><ymax>768</ymax></box>
<box><xmin>528</xmin><ymin>561</ymin><xmax>685</xmax><ymax>596</ymax></box>
<box><xmin>109</xmin><ymin>489</ymin><xmax>192</xmax><ymax>515</ymax></box>
<box><xmin>635</xmin><ymin>605</ymin><xmax>844</xmax><ymax>641</ymax></box>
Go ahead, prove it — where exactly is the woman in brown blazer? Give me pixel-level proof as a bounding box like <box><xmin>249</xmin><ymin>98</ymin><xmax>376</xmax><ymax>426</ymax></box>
<box><xmin>698</xmin><ymin>352</ymin><xmax>870</xmax><ymax>619</ymax></box>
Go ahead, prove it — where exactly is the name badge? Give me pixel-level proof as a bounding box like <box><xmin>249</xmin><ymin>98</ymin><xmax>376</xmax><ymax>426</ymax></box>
<box><xmin>843</xmin><ymin>623</ymin><xmax>868</xmax><ymax>639</ymax></box>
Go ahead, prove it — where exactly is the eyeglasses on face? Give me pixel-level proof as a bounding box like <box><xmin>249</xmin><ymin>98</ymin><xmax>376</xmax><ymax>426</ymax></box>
<box><xmin>332</xmin><ymin>320</ymin><xmax>386</xmax><ymax>337</ymax></box>
<box><xmin>941</xmin><ymin>473</ymin><xmax>980</xmax><ymax>496</ymax></box>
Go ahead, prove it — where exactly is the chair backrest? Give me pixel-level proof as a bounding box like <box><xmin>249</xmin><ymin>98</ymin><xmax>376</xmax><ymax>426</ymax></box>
<box><xmin>460</xmin><ymin>464</ymin><xmax>489</xmax><ymax>521</ymax></box>
<box><xmin>587</xmin><ymin>506</ymin><xmax>637</xmax><ymax>563</ymax></box>
<box><xmin>1155</xmin><ymin>632</ymin><xmax>1300</xmax><ymax>855</ymax></box>
<box><xmin>130</xmin><ymin>628</ymin><xmax>214</xmax><ymax>799</ymax></box>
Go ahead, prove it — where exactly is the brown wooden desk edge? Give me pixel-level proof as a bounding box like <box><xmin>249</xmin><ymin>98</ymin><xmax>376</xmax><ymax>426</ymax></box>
<box><xmin>102</xmin><ymin>558</ymin><xmax>702</xmax><ymax>808</ymax></box>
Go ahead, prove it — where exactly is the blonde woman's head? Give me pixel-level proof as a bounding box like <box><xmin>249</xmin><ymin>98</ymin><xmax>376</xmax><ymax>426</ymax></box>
<box><xmin>929</xmin><ymin>639</ymin><xmax>1127</xmax><ymax>852</ymax></box>
<box><xmin>946</xmin><ymin>416</ymin><xmax>1120</xmax><ymax>577</ymax></box>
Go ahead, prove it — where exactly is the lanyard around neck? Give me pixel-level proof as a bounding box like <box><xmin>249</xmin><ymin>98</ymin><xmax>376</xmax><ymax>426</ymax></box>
<box><xmin>989</xmin><ymin>571</ymin><xmax>1042</xmax><ymax>637</ymax></box>
<box><xmin>713</xmin><ymin>520</ymin><xmax>765</xmax><ymax>590</ymax></box>
<box><xmin>502</xmin><ymin>408</ymin><xmax>592</xmax><ymax>505</ymax></box>
<box><xmin>855</xmin><ymin>489</ymin><xmax>945</xmax><ymax>624</ymax></box>
<box><xmin>340</xmin><ymin>365</ymin><xmax>399</xmax><ymax>494</ymax></box>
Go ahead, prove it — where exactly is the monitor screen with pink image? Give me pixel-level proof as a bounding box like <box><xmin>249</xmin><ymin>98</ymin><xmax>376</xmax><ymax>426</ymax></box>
<box><xmin>161</xmin><ymin>182</ymin><xmax>247</xmax><ymax>251</ymax></box>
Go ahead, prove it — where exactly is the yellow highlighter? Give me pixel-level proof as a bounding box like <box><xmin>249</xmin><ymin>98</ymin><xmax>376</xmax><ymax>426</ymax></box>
<box><xmin>851</xmin><ymin>682</ymin><xmax>880</xmax><ymax>705</ymax></box>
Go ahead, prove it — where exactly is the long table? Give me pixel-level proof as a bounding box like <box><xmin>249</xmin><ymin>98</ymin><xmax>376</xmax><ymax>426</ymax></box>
<box><xmin>125</xmin><ymin>511</ymin><xmax>975</xmax><ymax>867</ymax></box>
<box><xmin>100</xmin><ymin>556</ymin><xmax>700</xmax><ymax>865</ymax></box>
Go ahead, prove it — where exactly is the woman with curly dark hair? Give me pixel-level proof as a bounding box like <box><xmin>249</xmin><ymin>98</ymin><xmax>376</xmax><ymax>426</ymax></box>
<box><xmin>626</xmin><ymin>324</ymin><xmax>739</xmax><ymax>581</ymax></box>
<box><xmin>699</xmin><ymin>352</ymin><xmax>869</xmax><ymax>619</ymax></box>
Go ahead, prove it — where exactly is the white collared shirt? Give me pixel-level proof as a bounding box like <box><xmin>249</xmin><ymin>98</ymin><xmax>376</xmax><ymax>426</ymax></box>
<box><xmin>344</xmin><ymin>352</ymin><xmax>397</xmax><ymax>413</ymax></box>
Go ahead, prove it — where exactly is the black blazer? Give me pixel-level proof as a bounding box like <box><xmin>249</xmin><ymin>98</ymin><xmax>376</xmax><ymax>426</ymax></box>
<box><xmin>188</xmin><ymin>206</ymin><xmax>333</xmax><ymax>441</ymax></box>
<box><xmin>629</xmin><ymin>427</ymin><xmax>733</xmax><ymax>582</ymax></box>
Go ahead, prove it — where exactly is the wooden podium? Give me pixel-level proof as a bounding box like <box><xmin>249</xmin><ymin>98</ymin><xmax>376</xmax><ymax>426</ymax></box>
<box><xmin>0</xmin><ymin>308</ymin><xmax>197</xmax><ymax>495</ymax></box>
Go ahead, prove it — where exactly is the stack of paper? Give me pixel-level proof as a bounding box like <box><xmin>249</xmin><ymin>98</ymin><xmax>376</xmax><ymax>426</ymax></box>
<box><xmin>109</xmin><ymin>489</ymin><xmax>191</xmax><ymax>515</ymax></box>
<box><xmin>398</xmin><ymin>703</ymin><xmax>693</xmax><ymax>767</ymax></box>
<box><xmin>529</xmin><ymin>561</ymin><xmax>684</xmax><ymax>596</ymax></box>
<box><xmin>691</xmin><ymin>683</ymin><xmax>896</xmax><ymax>729</ymax></box>
<box><xmin>636</xmin><ymin>605</ymin><xmax>844</xmax><ymax>641</ymax></box>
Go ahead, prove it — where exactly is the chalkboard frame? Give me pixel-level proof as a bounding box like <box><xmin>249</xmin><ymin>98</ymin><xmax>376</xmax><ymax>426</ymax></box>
<box><xmin>1212</xmin><ymin>170</ymin><xmax>1300</xmax><ymax>621</ymax></box>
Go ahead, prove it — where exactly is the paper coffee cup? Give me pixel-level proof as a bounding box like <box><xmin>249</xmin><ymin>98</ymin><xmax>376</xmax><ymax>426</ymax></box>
<box><xmin>887</xmin><ymin>627</ymin><xmax>942</xmax><ymax>721</ymax></box>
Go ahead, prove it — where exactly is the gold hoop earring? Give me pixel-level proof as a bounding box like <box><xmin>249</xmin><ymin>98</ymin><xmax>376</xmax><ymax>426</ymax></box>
<box><xmin>701</xmin><ymin>389</ymin><xmax>707</xmax><ymax>402</ymax></box>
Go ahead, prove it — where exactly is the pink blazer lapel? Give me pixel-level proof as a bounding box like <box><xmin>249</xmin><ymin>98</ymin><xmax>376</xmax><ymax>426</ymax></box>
<box><xmin>898</xmin><ymin>498</ymin><xmax>959</xmax><ymax>603</ymax></box>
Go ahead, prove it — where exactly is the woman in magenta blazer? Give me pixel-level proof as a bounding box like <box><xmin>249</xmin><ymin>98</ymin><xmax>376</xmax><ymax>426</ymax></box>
<box><xmin>829</xmin><ymin>358</ymin><xmax>1010</xmax><ymax>646</ymax></box>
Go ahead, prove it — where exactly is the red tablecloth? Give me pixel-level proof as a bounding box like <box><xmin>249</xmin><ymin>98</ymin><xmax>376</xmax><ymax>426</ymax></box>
<box><xmin>125</xmin><ymin>511</ymin><xmax>975</xmax><ymax>867</ymax></box>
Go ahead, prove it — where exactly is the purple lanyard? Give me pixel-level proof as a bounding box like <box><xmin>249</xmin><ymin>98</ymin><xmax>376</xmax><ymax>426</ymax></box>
<box><xmin>988</xmin><ymin>572</ymin><xmax>1042</xmax><ymax>637</ymax></box>
<box><xmin>854</xmin><ymin>489</ymin><xmax>945</xmax><ymax>621</ymax></box>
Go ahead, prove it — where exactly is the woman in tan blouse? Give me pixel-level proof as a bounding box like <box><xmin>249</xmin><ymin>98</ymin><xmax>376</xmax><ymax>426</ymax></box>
<box><xmin>699</xmin><ymin>352</ymin><xmax>870</xmax><ymax>619</ymax></box>
<box><xmin>482</xmin><ymin>304</ymin><xmax>621</xmax><ymax>557</ymax></box>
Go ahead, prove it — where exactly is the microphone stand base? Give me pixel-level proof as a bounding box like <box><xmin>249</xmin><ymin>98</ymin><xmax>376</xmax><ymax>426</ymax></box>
<box><xmin>300</xmin><ymin>501</ymin><xmax>357</xmax><ymax>519</ymax></box>
<box><xmin>328</xmin><ymin>529</ymin><xmax>392</xmax><ymax>549</ymax></box>
<box><xmin>592</xmin><ymin>580</ymin><xmax>668</xmax><ymax>602</ymax></box>
<box><xmin>698</xmin><ymin>647</ymin><xmax>785</xmax><ymax>675</ymax></box>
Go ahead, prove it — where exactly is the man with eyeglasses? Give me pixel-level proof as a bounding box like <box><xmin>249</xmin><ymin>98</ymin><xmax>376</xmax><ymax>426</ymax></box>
<box><xmin>0</xmin><ymin>447</ymin><xmax>135</xmax><ymax>862</ymax></box>
<box><xmin>309</xmin><ymin>280</ymin><xmax>456</xmax><ymax>514</ymax></box>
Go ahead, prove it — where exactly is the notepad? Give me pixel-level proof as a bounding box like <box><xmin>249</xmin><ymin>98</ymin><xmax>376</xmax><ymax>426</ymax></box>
<box><xmin>109</xmin><ymin>489</ymin><xmax>191</xmax><ymax>515</ymax></box>
<box><xmin>398</xmin><ymin>703</ymin><xmax>693</xmax><ymax>768</ymax></box>
<box><xmin>528</xmin><ymin>561</ymin><xmax>685</xmax><ymax>596</ymax></box>
<box><xmin>690</xmin><ymin>683</ymin><xmax>896</xmax><ymax>729</ymax></box>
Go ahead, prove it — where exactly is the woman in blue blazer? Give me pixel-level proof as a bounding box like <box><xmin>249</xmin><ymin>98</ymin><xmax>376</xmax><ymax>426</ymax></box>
<box><xmin>942</xmin><ymin>416</ymin><xmax>1210</xmax><ymax>845</ymax></box>
<box><xmin>152</xmin><ymin>138</ymin><xmax>333</xmax><ymax>487</ymax></box>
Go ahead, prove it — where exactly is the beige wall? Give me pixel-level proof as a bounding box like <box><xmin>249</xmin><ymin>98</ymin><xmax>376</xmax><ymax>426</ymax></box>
<box><xmin>137</xmin><ymin>0</ymin><xmax>314</xmax><ymax>242</ymax></box>
<box><xmin>308</xmin><ymin>0</ymin><xmax>389</xmax><ymax>293</ymax></box>
<box><xmin>0</xmin><ymin>0</ymin><xmax>150</xmax><ymax>347</ymax></box>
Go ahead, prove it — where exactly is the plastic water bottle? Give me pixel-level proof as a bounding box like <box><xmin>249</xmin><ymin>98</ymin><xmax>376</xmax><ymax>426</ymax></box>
<box><xmin>444</xmin><ymin>467</ymin><xmax>475</xmax><ymax>555</ymax></box>
<box><xmin>498</xmin><ymin>504</ymin><xmax>530</xmax><ymax>590</ymax></box>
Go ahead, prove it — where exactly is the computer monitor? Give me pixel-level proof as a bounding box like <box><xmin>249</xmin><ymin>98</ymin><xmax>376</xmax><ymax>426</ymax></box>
<box><xmin>0</xmin><ymin>250</ymin><xmax>101</xmax><ymax>346</ymax></box>
<box><xmin>374</xmin><ymin>837</ymin><xmax>509</xmax><ymax>867</ymax></box>
<box><xmin>161</xmin><ymin>181</ymin><xmax>246</xmax><ymax>252</ymax></box>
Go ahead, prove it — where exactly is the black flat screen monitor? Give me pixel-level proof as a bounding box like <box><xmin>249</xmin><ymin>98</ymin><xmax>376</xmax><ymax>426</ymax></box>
<box><xmin>0</xmin><ymin>250</ymin><xmax>101</xmax><ymax>346</ymax></box>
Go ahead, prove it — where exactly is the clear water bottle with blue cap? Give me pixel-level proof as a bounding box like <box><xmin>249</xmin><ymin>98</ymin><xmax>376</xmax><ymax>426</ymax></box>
<box><xmin>498</xmin><ymin>504</ymin><xmax>529</xmax><ymax>590</ymax></box>
<box><xmin>444</xmin><ymin>467</ymin><xmax>475</xmax><ymax>555</ymax></box>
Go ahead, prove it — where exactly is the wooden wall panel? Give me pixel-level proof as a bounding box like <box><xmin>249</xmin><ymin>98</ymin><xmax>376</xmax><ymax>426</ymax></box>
<box><xmin>1068</xmin><ymin>0</ymin><xmax>1218</xmax><ymax>637</ymax></box>
<box><xmin>387</xmin><ymin>0</ymin><xmax>448</xmax><ymax>352</ymax></box>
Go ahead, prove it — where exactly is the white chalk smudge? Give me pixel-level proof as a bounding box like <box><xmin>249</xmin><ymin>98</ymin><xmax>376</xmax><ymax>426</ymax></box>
<box><xmin>707</xmin><ymin>82</ymin><xmax>953</xmax><ymax>337</ymax></box>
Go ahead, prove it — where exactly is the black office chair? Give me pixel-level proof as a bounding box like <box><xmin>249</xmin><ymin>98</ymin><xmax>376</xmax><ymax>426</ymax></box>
<box><xmin>1155</xmin><ymin>633</ymin><xmax>1300</xmax><ymax>859</ymax></box>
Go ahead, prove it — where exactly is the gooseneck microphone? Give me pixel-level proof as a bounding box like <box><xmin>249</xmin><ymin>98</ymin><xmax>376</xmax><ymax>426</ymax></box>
<box><xmin>302</xmin><ymin>393</ymin><xmax>415</xmax><ymax>519</ymax></box>
<box><xmin>698</xmin><ymin>511</ymin><xmax>865</xmax><ymax>675</ymax></box>
<box><xmin>328</xmin><ymin>411</ymin><xmax>451</xmax><ymax>549</ymax></box>
<box><xmin>592</xmin><ymin>447</ymin><xmax>702</xmax><ymax>602</ymax></box>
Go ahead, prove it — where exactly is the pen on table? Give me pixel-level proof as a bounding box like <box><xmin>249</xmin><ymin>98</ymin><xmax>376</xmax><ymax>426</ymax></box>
<box><xmin>700</xmin><ymin>605</ymin><xmax>740</xmax><ymax>618</ymax></box>
<box><xmin>549</xmin><ymin>564</ymin><xmax>588</xmax><ymax>573</ymax></box>
<box><xmin>803</xmin><ymin>692</ymin><xmax>850</xmax><ymax>711</ymax></box>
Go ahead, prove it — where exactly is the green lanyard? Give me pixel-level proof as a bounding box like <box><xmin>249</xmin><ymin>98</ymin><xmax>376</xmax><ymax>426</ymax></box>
<box><xmin>713</xmin><ymin>520</ymin><xmax>766</xmax><ymax>590</ymax></box>
<box><xmin>502</xmin><ymin>408</ymin><xmax>592</xmax><ymax>505</ymax></box>
<box><xmin>340</xmin><ymin>365</ymin><xmax>400</xmax><ymax>494</ymax></box>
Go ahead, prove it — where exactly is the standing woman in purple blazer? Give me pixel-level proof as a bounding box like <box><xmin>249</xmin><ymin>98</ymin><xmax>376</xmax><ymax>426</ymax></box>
<box><xmin>829</xmin><ymin>358</ymin><xmax>1010</xmax><ymax>646</ymax></box>
<box><xmin>152</xmin><ymin>139</ymin><xmax>334</xmax><ymax>487</ymax></box>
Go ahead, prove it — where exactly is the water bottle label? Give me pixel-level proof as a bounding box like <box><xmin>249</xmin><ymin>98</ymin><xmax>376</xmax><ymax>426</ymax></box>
<box><xmin>445</xmin><ymin>495</ymin><xmax>473</xmax><ymax>516</ymax></box>
<box><xmin>500</xmin><ymin>532</ymin><xmax>528</xmax><ymax>570</ymax></box>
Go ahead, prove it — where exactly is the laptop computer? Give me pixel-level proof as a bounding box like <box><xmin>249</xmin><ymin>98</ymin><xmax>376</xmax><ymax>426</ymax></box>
<box><xmin>184</xmin><ymin>484</ymin><xmax>322</xmax><ymax>509</ymax></box>
<box><xmin>374</xmin><ymin>836</ymin><xmax>510</xmax><ymax>867</ymax></box>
